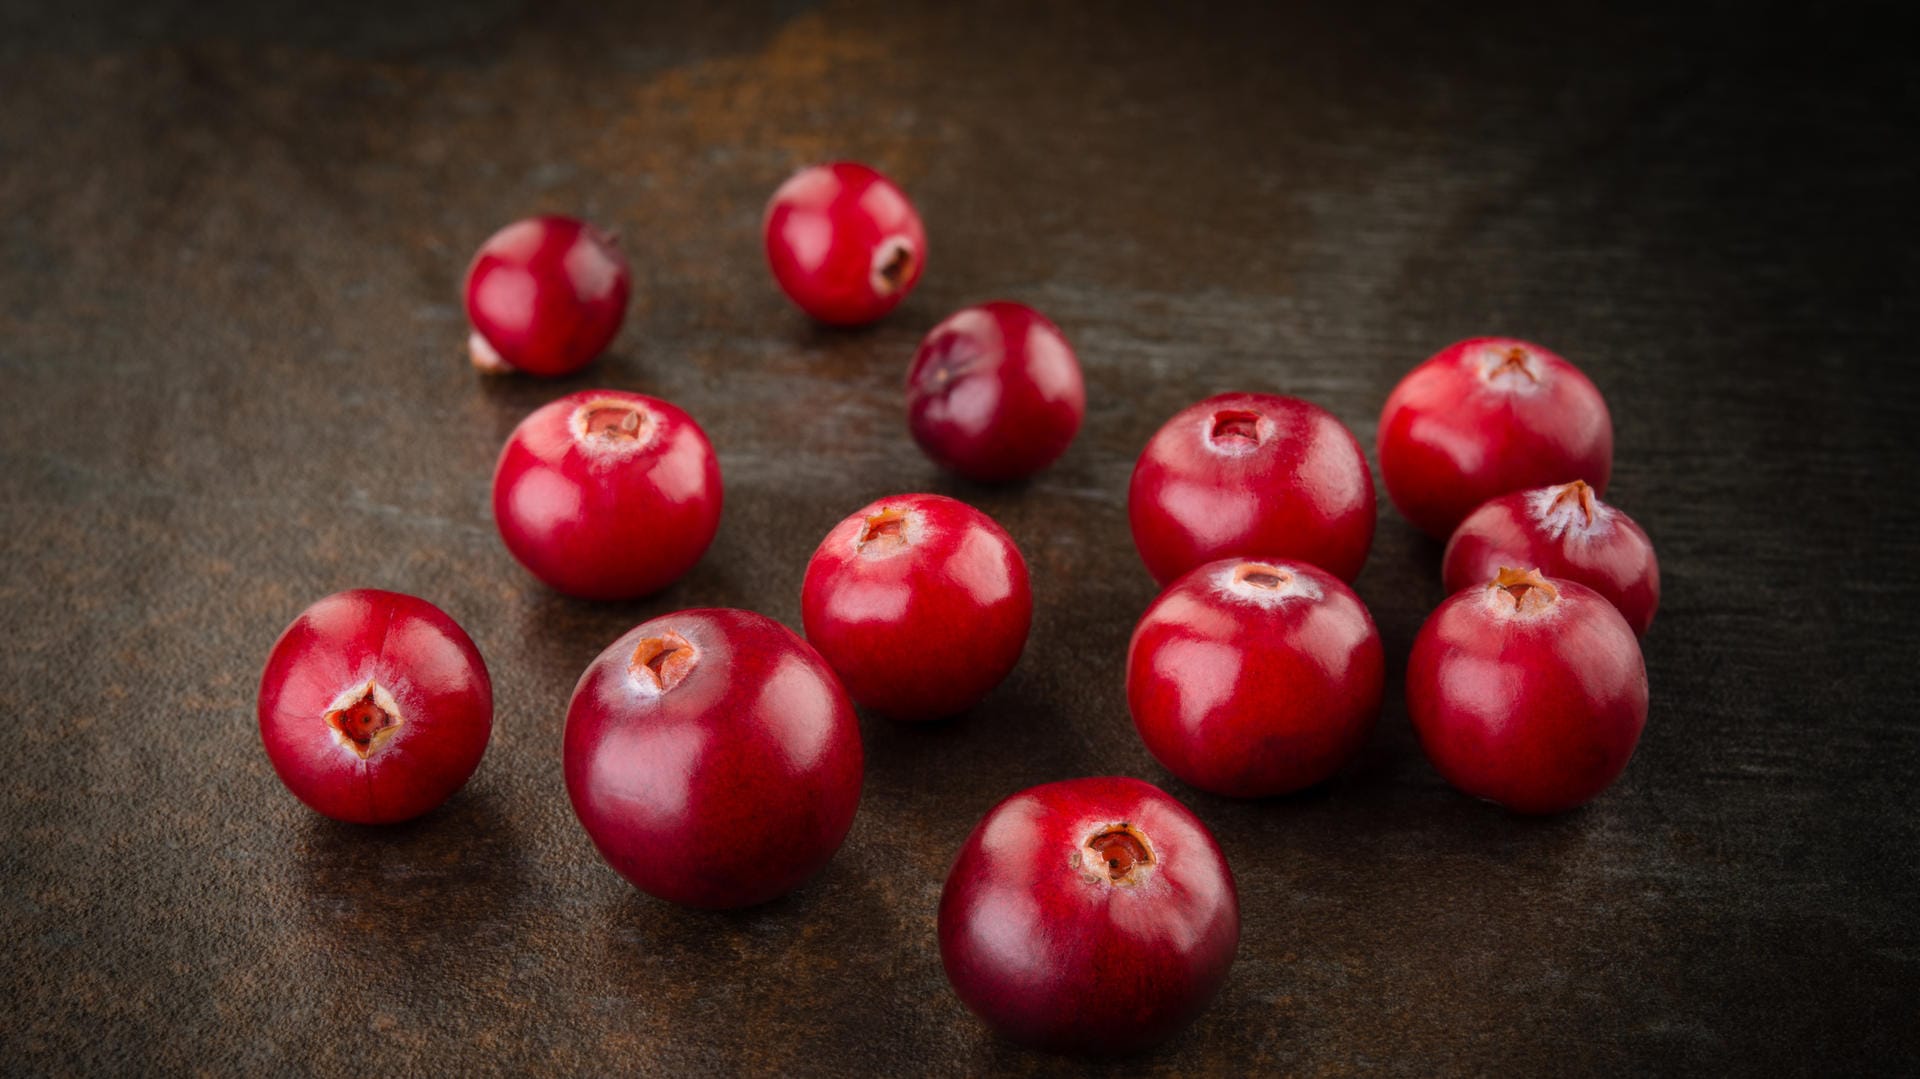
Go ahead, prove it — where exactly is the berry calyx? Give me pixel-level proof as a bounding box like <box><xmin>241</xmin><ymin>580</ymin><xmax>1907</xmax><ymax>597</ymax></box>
<box><xmin>857</xmin><ymin>506</ymin><xmax>912</xmax><ymax>551</ymax></box>
<box><xmin>630</xmin><ymin>631</ymin><xmax>696</xmax><ymax>692</ymax></box>
<box><xmin>323</xmin><ymin>680</ymin><xmax>402</xmax><ymax>759</ymax></box>
<box><xmin>1483</xmin><ymin>345</ymin><xmax>1540</xmax><ymax>384</ymax></box>
<box><xmin>1209</xmin><ymin>409</ymin><xmax>1263</xmax><ymax>445</ymax></box>
<box><xmin>1082</xmin><ymin>823</ymin><xmax>1154</xmax><ymax>885</ymax></box>
<box><xmin>1546</xmin><ymin>479</ymin><xmax>1598</xmax><ymax>526</ymax></box>
<box><xmin>1490</xmin><ymin>566</ymin><xmax>1559</xmax><ymax>615</ymax></box>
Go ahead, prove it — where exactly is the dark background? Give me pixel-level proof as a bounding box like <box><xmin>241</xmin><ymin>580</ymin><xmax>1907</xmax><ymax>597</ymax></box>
<box><xmin>3</xmin><ymin>1</ymin><xmax>1916</xmax><ymax>1075</ymax></box>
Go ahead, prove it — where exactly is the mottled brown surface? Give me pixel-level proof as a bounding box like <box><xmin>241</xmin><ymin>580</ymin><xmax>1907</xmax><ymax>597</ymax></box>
<box><xmin>2</xmin><ymin>2</ymin><xmax>1917</xmax><ymax>1075</ymax></box>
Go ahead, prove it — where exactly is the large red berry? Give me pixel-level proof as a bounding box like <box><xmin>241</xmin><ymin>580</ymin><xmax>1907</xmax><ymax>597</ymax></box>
<box><xmin>257</xmin><ymin>589</ymin><xmax>492</xmax><ymax>824</ymax></box>
<box><xmin>763</xmin><ymin>162</ymin><xmax>926</xmax><ymax>325</ymax></box>
<box><xmin>938</xmin><ymin>777</ymin><xmax>1240</xmax><ymax>1054</ymax></box>
<box><xmin>564</xmin><ymin>608</ymin><xmax>863</xmax><ymax>909</ymax></box>
<box><xmin>1128</xmin><ymin>559</ymin><xmax>1384</xmax><ymax>797</ymax></box>
<box><xmin>1128</xmin><ymin>392</ymin><xmax>1375</xmax><ymax>585</ymax></box>
<box><xmin>904</xmin><ymin>301</ymin><xmax>1085</xmax><ymax>482</ymax></box>
<box><xmin>1379</xmin><ymin>337</ymin><xmax>1614</xmax><ymax>538</ymax></box>
<box><xmin>463</xmin><ymin>215</ymin><xmax>630</xmax><ymax>377</ymax></box>
<box><xmin>801</xmin><ymin>493</ymin><xmax>1031</xmax><ymax>721</ymax></box>
<box><xmin>1408</xmin><ymin>568</ymin><xmax>1648</xmax><ymax>814</ymax></box>
<box><xmin>1444</xmin><ymin>480</ymin><xmax>1660</xmax><ymax>635</ymax></box>
<box><xmin>492</xmin><ymin>389</ymin><xmax>722</xmax><ymax>601</ymax></box>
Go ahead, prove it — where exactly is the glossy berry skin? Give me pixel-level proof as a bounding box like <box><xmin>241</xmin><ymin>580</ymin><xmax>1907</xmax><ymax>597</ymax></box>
<box><xmin>763</xmin><ymin>162</ymin><xmax>926</xmax><ymax>325</ymax></box>
<box><xmin>1379</xmin><ymin>337</ymin><xmax>1614</xmax><ymax>538</ymax></box>
<box><xmin>1444</xmin><ymin>480</ymin><xmax>1660</xmax><ymax>635</ymax></box>
<box><xmin>938</xmin><ymin>776</ymin><xmax>1240</xmax><ymax>1055</ymax></box>
<box><xmin>1128</xmin><ymin>559</ymin><xmax>1384</xmax><ymax>797</ymax></box>
<box><xmin>1409</xmin><ymin>568</ymin><xmax>1649</xmax><ymax>814</ymax></box>
<box><xmin>492</xmin><ymin>389</ymin><xmax>722</xmax><ymax>601</ymax></box>
<box><xmin>257</xmin><ymin>589</ymin><xmax>492</xmax><ymax>824</ymax></box>
<box><xmin>905</xmin><ymin>302</ymin><xmax>1085</xmax><ymax>482</ymax></box>
<box><xmin>564</xmin><ymin>608</ymin><xmax>863</xmax><ymax>909</ymax></box>
<box><xmin>1129</xmin><ymin>392</ymin><xmax>1375</xmax><ymax>585</ymax></box>
<box><xmin>802</xmin><ymin>493</ymin><xmax>1031</xmax><ymax>721</ymax></box>
<box><xmin>463</xmin><ymin>215</ymin><xmax>630</xmax><ymax>377</ymax></box>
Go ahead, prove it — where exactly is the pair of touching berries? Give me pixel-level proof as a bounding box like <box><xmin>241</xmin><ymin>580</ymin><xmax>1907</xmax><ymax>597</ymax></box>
<box><xmin>258</xmin><ymin>153</ymin><xmax>1659</xmax><ymax>1054</ymax></box>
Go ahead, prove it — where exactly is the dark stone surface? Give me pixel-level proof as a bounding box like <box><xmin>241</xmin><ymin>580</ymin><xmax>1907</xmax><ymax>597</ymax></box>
<box><xmin>2</xmin><ymin>2</ymin><xmax>1915</xmax><ymax>1074</ymax></box>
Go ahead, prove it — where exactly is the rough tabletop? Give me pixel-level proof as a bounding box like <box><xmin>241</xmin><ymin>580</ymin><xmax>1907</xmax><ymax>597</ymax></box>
<box><xmin>3</xmin><ymin>2</ymin><xmax>1916</xmax><ymax>1075</ymax></box>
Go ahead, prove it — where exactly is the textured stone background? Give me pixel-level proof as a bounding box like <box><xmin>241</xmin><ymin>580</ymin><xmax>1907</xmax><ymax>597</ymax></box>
<box><xmin>2</xmin><ymin>2</ymin><xmax>1916</xmax><ymax>1075</ymax></box>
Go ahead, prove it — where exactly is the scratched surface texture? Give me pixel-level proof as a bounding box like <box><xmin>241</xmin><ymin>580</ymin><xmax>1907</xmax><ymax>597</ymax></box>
<box><xmin>2</xmin><ymin>1</ymin><xmax>1916</xmax><ymax>1075</ymax></box>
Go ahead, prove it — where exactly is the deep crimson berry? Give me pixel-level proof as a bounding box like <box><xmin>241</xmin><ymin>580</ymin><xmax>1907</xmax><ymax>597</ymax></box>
<box><xmin>938</xmin><ymin>776</ymin><xmax>1239</xmax><ymax>1054</ymax></box>
<box><xmin>257</xmin><ymin>589</ymin><xmax>492</xmax><ymax>824</ymax></box>
<box><xmin>1128</xmin><ymin>392</ymin><xmax>1375</xmax><ymax>585</ymax></box>
<box><xmin>763</xmin><ymin>162</ymin><xmax>925</xmax><ymax>325</ymax></box>
<box><xmin>492</xmin><ymin>389</ymin><xmax>722</xmax><ymax>601</ymax></box>
<box><xmin>1444</xmin><ymin>480</ymin><xmax>1660</xmax><ymax>635</ymax></box>
<box><xmin>904</xmin><ymin>301</ymin><xmax>1085</xmax><ymax>482</ymax></box>
<box><xmin>564</xmin><ymin>608</ymin><xmax>863</xmax><ymax>908</ymax></box>
<box><xmin>1127</xmin><ymin>559</ymin><xmax>1384</xmax><ymax>797</ymax></box>
<box><xmin>463</xmin><ymin>215</ymin><xmax>630</xmax><ymax>377</ymax></box>
<box><xmin>1379</xmin><ymin>337</ymin><xmax>1614</xmax><ymax>538</ymax></box>
<box><xmin>801</xmin><ymin>493</ymin><xmax>1031</xmax><ymax>721</ymax></box>
<box><xmin>1408</xmin><ymin>568</ymin><xmax>1648</xmax><ymax>814</ymax></box>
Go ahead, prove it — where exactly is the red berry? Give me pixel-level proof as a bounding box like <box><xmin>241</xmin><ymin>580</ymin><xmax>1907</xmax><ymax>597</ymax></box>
<box><xmin>801</xmin><ymin>493</ymin><xmax>1031</xmax><ymax>721</ymax></box>
<box><xmin>492</xmin><ymin>389</ymin><xmax>722</xmax><ymax>601</ymax></box>
<box><xmin>1128</xmin><ymin>559</ymin><xmax>1384</xmax><ymax>797</ymax></box>
<box><xmin>564</xmin><ymin>608</ymin><xmax>863</xmax><ymax>908</ymax></box>
<box><xmin>763</xmin><ymin>162</ymin><xmax>926</xmax><ymax>325</ymax></box>
<box><xmin>1444</xmin><ymin>480</ymin><xmax>1660</xmax><ymax>635</ymax></box>
<box><xmin>1408</xmin><ymin>568</ymin><xmax>1648</xmax><ymax>814</ymax></box>
<box><xmin>1378</xmin><ymin>337</ymin><xmax>1614</xmax><ymax>538</ymax></box>
<box><xmin>904</xmin><ymin>301</ymin><xmax>1085</xmax><ymax>482</ymax></box>
<box><xmin>257</xmin><ymin>589</ymin><xmax>492</xmax><ymax>824</ymax></box>
<box><xmin>463</xmin><ymin>215</ymin><xmax>631</xmax><ymax>377</ymax></box>
<box><xmin>938</xmin><ymin>776</ymin><xmax>1239</xmax><ymax>1054</ymax></box>
<box><xmin>1128</xmin><ymin>392</ymin><xmax>1375</xmax><ymax>585</ymax></box>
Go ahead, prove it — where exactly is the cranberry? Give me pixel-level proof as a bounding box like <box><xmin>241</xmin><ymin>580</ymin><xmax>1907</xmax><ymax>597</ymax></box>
<box><xmin>763</xmin><ymin>162</ymin><xmax>926</xmax><ymax>325</ymax></box>
<box><xmin>1444</xmin><ymin>480</ymin><xmax>1660</xmax><ymax>635</ymax></box>
<box><xmin>801</xmin><ymin>493</ymin><xmax>1031</xmax><ymax>721</ymax></box>
<box><xmin>1128</xmin><ymin>392</ymin><xmax>1375</xmax><ymax>585</ymax></box>
<box><xmin>463</xmin><ymin>215</ymin><xmax>631</xmax><ymax>377</ymax></box>
<box><xmin>904</xmin><ymin>301</ymin><xmax>1085</xmax><ymax>482</ymax></box>
<box><xmin>1408</xmin><ymin>568</ymin><xmax>1648</xmax><ymax>814</ymax></box>
<box><xmin>565</xmin><ymin>608</ymin><xmax>863</xmax><ymax>908</ymax></box>
<box><xmin>257</xmin><ymin>589</ymin><xmax>492</xmax><ymax>824</ymax></box>
<box><xmin>938</xmin><ymin>776</ymin><xmax>1239</xmax><ymax>1054</ymax></box>
<box><xmin>492</xmin><ymin>389</ymin><xmax>722</xmax><ymax>601</ymax></box>
<box><xmin>1127</xmin><ymin>559</ymin><xmax>1384</xmax><ymax>797</ymax></box>
<box><xmin>1378</xmin><ymin>337</ymin><xmax>1614</xmax><ymax>538</ymax></box>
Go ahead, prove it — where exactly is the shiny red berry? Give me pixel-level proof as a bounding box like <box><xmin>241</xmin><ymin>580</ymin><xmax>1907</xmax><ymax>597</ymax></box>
<box><xmin>1408</xmin><ymin>568</ymin><xmax>1648</xmax><ymax>814</ymax></box>
<box><xmin>1128</xmin><ymin>559</ymin><xmax>1384</xmax><ymax>797</ymax></box>
<box><xmin>564</xmin><ymin>608</ymin><xmax>863</xmax><ymax>908</ymax></box>
<box><xmin>1379</xmin><ymin>337</ymin><xmax>1614</xmax><ymax>538</ymax></box>
<box><xmin>492</xmin><ymin>389</ymin><xmax>722</xmax><ymax>601</ymax></box>
<box><xmin>801</xmin><ymin>493</ymin><xmax>1031</xmax><ymax>721</ymax></box>
<box><xmin>463</xmin><ymin>215</ymin><xmax>630</xmax><ymax>377</ymax></box>
<box><xmin>763</xmin><ymin>162</ymin><xmax>925</xmax><ymax>325</ymax></box>
<box><xmin>1444</xmin><ymin>480</ymin><xmax>1660</xmax><ymax>635</ymax></box>
<box><xmin>938</xmin><ymin>776</ymin><xmax>1240</xmax><ymax>1054</ymax></box>
<box><xmin>257</xmin><ymin>589</ymin><xmax>492</xmax><ymax>824</ymax></box>
<box><xmin>1128</xmin><ymin>392</ymin><xmax>1375</xmax><ymax>585</ymax></box>
<box><xmin>904</xmin><ymin>301</ymin><xmax>1085</xmax><ymax>482</ymax></box>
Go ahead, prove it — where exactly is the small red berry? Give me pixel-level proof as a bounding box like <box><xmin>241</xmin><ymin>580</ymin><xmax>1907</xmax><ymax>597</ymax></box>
<box><xmin>801</xmin><ymin>493</ymin><xmax>1031</xmax><ymax>721</ymax></box>
<box><xmin>938</xmin><ymin>776</ymin><xmax>1240</xmax><ymax>1054</ymax></box>
<box><xmin>1378</xmin><ymin>337</ymin><xmax>1614</xmax><ymax>538</ymax></box>
<box><xmin>763</xmin><ymin>162</ymin><xmax>926</xmax><ymax>326</ymax></box>
<box><xmin>1128</xmin><ymin>559</ymin><xmax>1384</xmax><ymax>797</ymax></box>
<box><xmin>564</xmin><ymin>608</ymin><xmax>863</xmax><ymax>908</ymax></box>
<box><xmin>1444</xmin><ymin>480</ymin><xmax>1660</xmax><ymax>635</ymax></box>
<box><xmin>492</xmin><ymin>389</ymin><xmax>723</xmax><ymax>601</ymax></box>
<box><xmin>1408</xmin><ymin>568</ymin><xmax>1648</xmax><ymax>814</ymax></box>
<box><xmin>904</xmin><ymin>301</ymin><xmax>1085</xmax><ymax>482</ymax></box>
<box><xmin>463</xmin><ymin>215</ymin><xmax>631</xmax><ymax>377</ymax></box>
<box><xmin>1128</xmin><ymin>392</ymin><xmax>1375</xmax><ymax>585</ymax></box>
<box><xmin>257</xmin><ymin>589</ymin><xmax>492</xmax><ymax>824</ymax></box>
